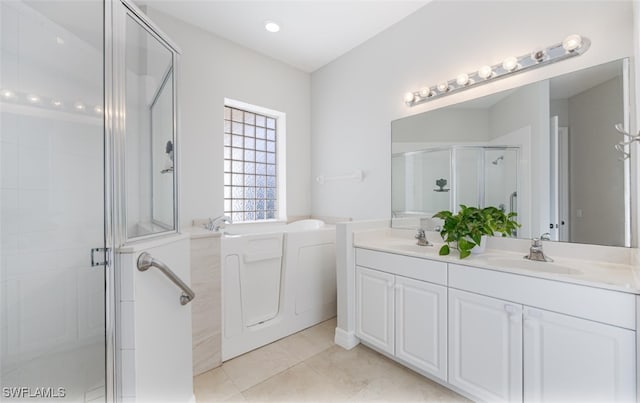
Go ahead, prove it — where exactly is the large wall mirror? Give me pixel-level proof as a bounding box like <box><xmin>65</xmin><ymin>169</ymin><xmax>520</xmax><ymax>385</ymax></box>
<box><xmin>124</xmin><ymin>10</ymin><xmax>178</xmax><ymax>241</ymax></box>
<box><xmin>391</xmin><ymin>58</ymin><xmax>631</xmax><ymax>247</ymax></box>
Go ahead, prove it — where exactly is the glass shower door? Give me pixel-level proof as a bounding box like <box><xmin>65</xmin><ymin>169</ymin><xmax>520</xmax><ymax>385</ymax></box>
<box><xmin>1</xmin><ymin>1</ymin><xmax>107</xmax><ymax>401</ymax></box>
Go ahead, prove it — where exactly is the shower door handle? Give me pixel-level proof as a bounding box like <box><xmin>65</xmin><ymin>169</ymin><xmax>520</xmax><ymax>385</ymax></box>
<box><xmin>137</xmin><ymin>252</ymin><xmax>195</xmax><ymax>305</ymax></box>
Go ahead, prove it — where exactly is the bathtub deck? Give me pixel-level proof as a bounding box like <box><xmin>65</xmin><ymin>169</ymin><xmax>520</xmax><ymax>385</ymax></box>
<box><xmin>193</xmin><ymin>317</ymin><xmax>467</xmax><ymax>402</ymax></box>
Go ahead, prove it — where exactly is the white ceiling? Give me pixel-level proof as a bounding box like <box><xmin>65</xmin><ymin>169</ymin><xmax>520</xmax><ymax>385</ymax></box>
<box><xmin>137</xmin><ymin>1</ymin><xmax>430</xmax><ymax>72</ymax></box>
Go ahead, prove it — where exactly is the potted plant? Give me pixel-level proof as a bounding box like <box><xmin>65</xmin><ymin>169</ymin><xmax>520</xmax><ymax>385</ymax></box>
<box><xmin>433</xmin><ymin>205</ymin><xmax>520</xmax><ymax>259</ymax></box>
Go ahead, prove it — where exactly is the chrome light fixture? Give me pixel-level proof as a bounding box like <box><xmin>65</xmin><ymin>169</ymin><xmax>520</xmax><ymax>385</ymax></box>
<box><xmin>404</xmin><ymin>34</ymin><xmax>590</xmax><ymax>106</ymax></box>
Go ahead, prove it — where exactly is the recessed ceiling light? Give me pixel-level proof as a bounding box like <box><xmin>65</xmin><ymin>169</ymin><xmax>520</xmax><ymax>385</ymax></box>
<box><xmin>264</xmin><ymin>21</ymin><xmax>280</xmax><ymax>33</ymax></box>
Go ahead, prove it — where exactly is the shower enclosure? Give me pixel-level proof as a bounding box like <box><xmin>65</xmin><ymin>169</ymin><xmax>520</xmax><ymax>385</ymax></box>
<box><xmin>392</xmin><ymin>146</ymin><xmax>519</xmax><ymax>218</ymax></box>
<box><xmin>1</xmin><ymin>1</ymin><xmax>179</xmax><ymax>401</ymax></box>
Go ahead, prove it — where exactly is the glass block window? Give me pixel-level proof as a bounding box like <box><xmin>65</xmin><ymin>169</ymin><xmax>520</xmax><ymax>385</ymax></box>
<box><xmin>224</xmin><ymin>105</ymin><xmax>278</xmax><ymax>222</ymax></box>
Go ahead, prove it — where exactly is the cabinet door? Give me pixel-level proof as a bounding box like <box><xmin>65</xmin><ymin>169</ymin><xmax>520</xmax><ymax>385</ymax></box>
<box><xmin>355</xmin><ymin>266</ymin><xmax>394</xmax><ymax>354</ymax></box>
<box><xmin>449</xmin><ymin>289</ymin><xmax>523</xmax><ymax>402</ymax></box>
<box><xmin>523</xmin><ymin>307</ymin><xmax>636</xmax><ymax>402</ymax></box>
<box><xmin>395</xmin><ymin>276</ymin><xmax>447</xmax><ymax>381</ymax></box>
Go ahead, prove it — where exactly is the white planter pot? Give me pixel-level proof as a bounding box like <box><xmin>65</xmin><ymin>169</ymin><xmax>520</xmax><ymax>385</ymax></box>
<box><xmin>470</xmin><ymin>235</ymin><xmax>487</xmax><ymax>254</ymax></box>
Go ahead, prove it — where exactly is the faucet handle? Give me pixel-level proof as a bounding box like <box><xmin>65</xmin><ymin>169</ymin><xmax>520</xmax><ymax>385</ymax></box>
<box><xmin>531</xmin><ymin>238</ymin><xmax>542</xmax><ymax>247</ymax></box>
<box><xmin>415</xmin><ymin>228</ymin><xmax>426</xmax><ymax>238</ymax></box>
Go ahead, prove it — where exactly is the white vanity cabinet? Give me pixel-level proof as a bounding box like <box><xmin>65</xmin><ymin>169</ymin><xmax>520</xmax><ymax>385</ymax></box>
<box><xmin>355</xmin><ymin>266</ymin><xmax>395</xmax><ymax>354</ymax></box>
<box><xmin>449</xmin><ymin>263</ymin><xmax>636</xmax><ymax>403</ymax></box>
<box><xmin>448</xmin><ymin>288</ymin><xmax>523</xmax><ymax>402</ymax></box>
<box><xmin>355</xmin><ymin>249</ymin><xmax>448</xmax><ymax>381</ymax></box>
<box><xmin>352</xmin><ymin>247</ymin><xmax>637</xmax><ymax>402</ymax></box>
<box><xmin>522</xmin><ymin>306</ymin><xmax>635</xmax><ymax>403</ymax></box>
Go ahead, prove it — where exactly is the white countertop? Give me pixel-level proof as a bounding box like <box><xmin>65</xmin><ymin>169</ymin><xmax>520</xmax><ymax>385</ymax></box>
<box><xmin>183</xmin><ymin>226</ymin><xmax>223</xmax><ymax>239</ymax></box>
<box><xmin>353</xmin><ymin>229</ymin><xmax>640</xmax><ymax>294</ymax></box>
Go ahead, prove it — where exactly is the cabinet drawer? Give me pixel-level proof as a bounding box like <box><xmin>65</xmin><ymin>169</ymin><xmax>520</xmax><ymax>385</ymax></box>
<box><xmin>356</xmin><ymin>248</ymin><xmax>447</xmax><ymax>285</ymax></box>
<box><xmin>449</xmin><ymin>264</ymin><xmax>636</xmax><ymax>330</ymax></box>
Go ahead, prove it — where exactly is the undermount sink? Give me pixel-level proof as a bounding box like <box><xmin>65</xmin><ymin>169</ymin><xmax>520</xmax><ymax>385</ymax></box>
<box><xmin>484</xmin><ymin>256</ymin><xmax>583</xmax><ymax>275</ymax></box>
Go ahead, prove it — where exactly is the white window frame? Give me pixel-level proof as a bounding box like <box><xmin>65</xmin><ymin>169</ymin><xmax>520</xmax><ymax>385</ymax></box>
<box><xmin>223</xmin><ymin>98</ymin><xmax>287</xmax><ymax>222</ymax></box>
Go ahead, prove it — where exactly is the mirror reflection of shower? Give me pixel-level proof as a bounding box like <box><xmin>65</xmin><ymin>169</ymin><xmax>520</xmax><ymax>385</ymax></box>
<box><xmin>392</xmin><ymin>145</ymin><xmax>520</xmax><ymax>226</ymax></box>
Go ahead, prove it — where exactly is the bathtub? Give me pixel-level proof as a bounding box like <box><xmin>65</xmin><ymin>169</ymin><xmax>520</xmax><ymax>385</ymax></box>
<box><xmin>221</xmin><ymin>219</ymin><xmax>336</xmax><ymax>360</ymax></box>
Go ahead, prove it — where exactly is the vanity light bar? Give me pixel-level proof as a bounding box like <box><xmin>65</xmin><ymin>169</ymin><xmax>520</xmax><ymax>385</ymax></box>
<box><xmin>404</xmin><ymin>34</ymin><xmax>590</xmax><ymax>107</ymax></box>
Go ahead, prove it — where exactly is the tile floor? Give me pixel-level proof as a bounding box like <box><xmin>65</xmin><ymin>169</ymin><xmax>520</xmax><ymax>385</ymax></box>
<box><xmin>193</xmin><ymin>318</ymin><xmax>468</xmax><ymax>402</ymax></box>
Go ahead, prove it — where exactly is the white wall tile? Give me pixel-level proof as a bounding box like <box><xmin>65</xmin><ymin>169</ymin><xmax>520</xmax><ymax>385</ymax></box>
<box><xmin>120</xmin><ymin>301</ymin><xmax>135</xmax><ymax>350</ymax></box>
<box><xmin>18</xmin><ymin>144</ymin><xmax>50</xmax><ymax>190</ymax></box>
<box><xmin>120</xmin><ymin>259</ymin><xmax>135</xmax><ymax>302</ymax></box>
<box><xmin>0</xmin><ymin>112</ymin><xmax>18</xmax><ymax>144</ymax></box>
<box><xmin>1</xmin><ymin>142</ymin><xmax>18</xmax><ymax>189</ymax></box>
<box><xmin>17</xmin><ymin>115</ymin><xmax>52</xmax><ymax>149</ymax></box>
<box><xmin>120</xmin><ymin>348</ymin><xmax>136</xmax><ymax>397</ymax></box>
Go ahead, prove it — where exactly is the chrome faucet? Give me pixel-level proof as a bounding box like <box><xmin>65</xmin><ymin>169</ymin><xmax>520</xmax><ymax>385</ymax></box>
<box><xmin>415</xmin><ymin>229</ymin><xmax>432</xmax><ymax>246</ymax></box>
<box><xmin>524</xmin><ymin>234</ymin><xmax>553</xmax><ymax>262</ymax></box>
<box><xmin>204</xmin><ymin>215</ymin><xmax>232</xmax><ymax>232</ymax></box>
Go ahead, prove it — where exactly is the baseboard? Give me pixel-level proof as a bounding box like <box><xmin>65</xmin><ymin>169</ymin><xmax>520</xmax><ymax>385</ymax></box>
<box><xmin>334</xmin><ymin>327</ymin><xmax>359</xmax><ymax>350</ymax></box>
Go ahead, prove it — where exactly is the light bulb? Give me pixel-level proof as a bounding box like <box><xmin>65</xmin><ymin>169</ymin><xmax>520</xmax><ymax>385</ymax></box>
<box><xmin>437</xmin><ymin>82</ymin><xmax>449</xmax><ymax>93</ymax></box>
<box><xmin>404</xmin><ymin>92</ymin><xmax>415</xmax><ymax>104</ymax></box>
<box><xmin>74</xmin><ymin>102</ymin><xmax>85</xmax><ymax>111</ymax></box>
<box><xmin>456</xmin><ymin>73</ymin><xmax>469</xmax><ymax>86</ymax></box>
<box><xmin>419</xmin><ymin>87</ymin><xmax>430</xmax><ymax>98</ymax></box>
<box><xmin>94</xmin><ymin>106</ymin><xmax>103</xmax><ymax>114</ymax></box>
<box><xmin>502</xmin><ymin>56</ymin><xmax>518</xmax><ymax>72</ymax></box>
<box><xmin>562</xmin><ymin>34</ymin><xmax>582</xmax><ymax>52</ymax></box>
<box><xmin>264</xmin><ymin>21</ymin><xmax>280</xmax><ymax>33</ymax></box>
<box><xmin>531</xmin><ymin>47</ymin><xmax>546</xmax><ymax>62</ymax></box>
<box><xmin>52</xmin><ymin>99</ymin><xmax>63</xmax><ymax>107</ymax></box>
<box><xmin>1</xmin><ymin>89</ymin><xmax>14</xmax><ymax>99</ymax></box>
<box><xmin>478</xmin><ymin>65</ymin><xmax>493</xmax><ymax>79</ymax></box>
<box><xmin>27</xmin><ymin>94</ymin><xmax>40</xmax><ymax>103</ymax></box>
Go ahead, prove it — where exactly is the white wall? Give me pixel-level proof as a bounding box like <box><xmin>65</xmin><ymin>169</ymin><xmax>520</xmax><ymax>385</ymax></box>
<box><xmin>145</xmin><ymin>9</ymin><xmax>312</xmax><ymax>227</ymax></box>
<box><xmin>489</xmin><ymin>81</ymin><xmax>549</xmax><ymax>238</ymax></box>
<box><xmin>311</xmin><ymin>1</ymin><xmax>634</xmax><ymax>221</ymax></box>
<box><xmin>117</xmin><ymin>236</ymin><xmax>192</xmax><ymax>402</ymax></box>
<box><xmin>569</xmin><ymin>77</ymin><xmax>625</xmax><ymax>246</ymax></box>
<box><xmin>391</xmin><ymin>108</ymin><xmax>490</xmax><ymax>146</ymax></box>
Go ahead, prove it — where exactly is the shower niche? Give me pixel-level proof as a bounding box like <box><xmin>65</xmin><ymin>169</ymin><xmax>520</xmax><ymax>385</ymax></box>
<box><xmin>392</xmin><ymin>145</ymin><xmax>519</xmax><ymax>218</ymax></box>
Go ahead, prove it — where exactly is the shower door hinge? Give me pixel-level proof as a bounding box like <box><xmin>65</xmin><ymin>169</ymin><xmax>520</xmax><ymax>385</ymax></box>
<box><xmin>91</xmin><ymin>247</ymin><xmax>110</xmax><ymax>267</ymax></box>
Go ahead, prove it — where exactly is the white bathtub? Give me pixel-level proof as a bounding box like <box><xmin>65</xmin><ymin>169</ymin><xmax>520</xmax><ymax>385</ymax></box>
<box><xmin>221</xmin><ymin>220</ymin><xmax>336</xmax><ymax>360</ymax></box>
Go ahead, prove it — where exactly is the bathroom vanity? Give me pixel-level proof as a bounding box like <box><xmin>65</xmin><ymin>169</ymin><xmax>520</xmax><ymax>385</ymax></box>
<box><xmin>343</xmin><ymin>228</ymin><xmax>639</xmax><ymax>402</ymax></box>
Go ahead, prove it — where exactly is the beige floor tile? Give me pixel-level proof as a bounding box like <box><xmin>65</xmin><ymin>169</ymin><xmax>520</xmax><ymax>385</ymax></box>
<box><xmin>273</xmin><ymin>322</ymin><xmax>335</xmax><ymax>362</ymax></box>
<box><xmin>199</xmin><ymin>320</ymin><xmax>467</xmax><ymax>402</ymax></box>
<box><xmin>348</xmin><ymin>367</ymin><xmax>469</xmax><ymax>402</ymax></box>
<box><xmin>304</xmin><ymin>344</ymin><xmax>400</xmax><ymax>396</ymax></box>
<box><xmin>225</xmin><ymin>393</ymin><xmax>247</xmax><ymax>402</ymax></box>
<box><xmin>301</xmin><ymin>317</ymin><xmax>336</xmax><ymax>342</ymax></box>
<box><xmin>242</xmin><ymin>362</ymin><xmax>352</xmax><ymax>402</ymax></box>
<box><xmin>222</xmin><ymin>341</ymin><xmax>299</xmax><ymax>391</ymax></box>
<box><xmin>317</xmin><ymin>316</ymin><xmax>337</xmax><ymax>331</ymax></box>
<box><xmin>194</xmin><ymin>367</ymin><xmax>241</xmax><ymax>403</ymax></box>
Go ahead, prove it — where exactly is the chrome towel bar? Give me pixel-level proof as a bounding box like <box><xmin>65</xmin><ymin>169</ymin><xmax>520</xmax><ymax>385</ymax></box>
<box><xmin>137</xmin><ymin>252</ymin><xmax>195</xmax><ymax>305</ymax></box>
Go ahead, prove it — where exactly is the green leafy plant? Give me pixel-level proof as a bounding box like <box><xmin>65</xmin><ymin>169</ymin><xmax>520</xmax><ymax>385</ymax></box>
<box><xmin>432</xmin><ymin>205</ymin><xmax>520</xmax><ymax>259</ymax></box>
